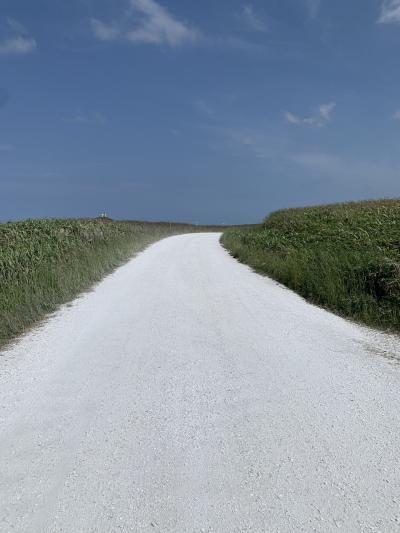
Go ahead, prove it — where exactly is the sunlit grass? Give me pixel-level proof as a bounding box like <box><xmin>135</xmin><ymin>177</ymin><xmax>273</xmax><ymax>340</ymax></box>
<box><xmin>221</xmin><ymin>199</ymin><xmax>400</xmax><ymax>331</ymax></box>
<box><xmin>0</xmin><ymin>219</ymin><xmax>220</xmax><ymax>346</ymax></box>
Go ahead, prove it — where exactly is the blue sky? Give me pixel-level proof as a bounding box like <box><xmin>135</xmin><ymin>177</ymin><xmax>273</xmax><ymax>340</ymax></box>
<box><xmin>1</xmin><ymin>0</ymin><xmax>400</xmax><ymax>223</ymax></box>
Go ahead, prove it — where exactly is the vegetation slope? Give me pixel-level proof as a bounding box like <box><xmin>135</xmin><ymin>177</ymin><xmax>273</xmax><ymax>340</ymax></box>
<box><xmin>221</xmin><ymin>200</ymin><xmax>400</xmax><ymax>332</ymax></box>
<box><xmin>0</xmin><ymin>219</ymin><xmax>220</xmax><ymax>347</ymax></box>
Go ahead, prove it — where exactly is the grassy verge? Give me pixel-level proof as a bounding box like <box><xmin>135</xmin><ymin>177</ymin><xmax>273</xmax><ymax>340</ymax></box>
<box><xmin>0</xmin><ymin>219</ymin><xmax>220</xmax><ymax>347</ymax></box>
<box><xmin>221</xmin><ymin>199</ymin><xmax>400</xmax><ymax>332</ymax></box>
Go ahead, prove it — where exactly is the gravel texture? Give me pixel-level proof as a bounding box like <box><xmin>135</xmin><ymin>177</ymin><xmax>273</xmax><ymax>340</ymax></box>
<box><xmin>1</xmin><ymin>233</ymin><xmax>400</xmax><ymax>532</ymax></box>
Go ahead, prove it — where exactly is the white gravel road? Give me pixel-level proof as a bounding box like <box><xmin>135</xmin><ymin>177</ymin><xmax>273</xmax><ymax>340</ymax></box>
<box><xmin>1</xmin><ymin>233</ymin><xmax>400</xmax><ymax>533</ymax></box>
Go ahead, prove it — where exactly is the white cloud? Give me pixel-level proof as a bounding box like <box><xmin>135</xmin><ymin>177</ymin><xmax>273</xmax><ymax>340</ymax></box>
<box><xmin>319</xmin><ymin>102</ymin><xmax>335</xmax><ymax>120</ymax></box>
<box><xmin>393</xmin><ymin>110</ymin><xmax>400</xmax><ymax>120</ymax></box>
<box><xmin>0</xmin><ymin>36</ymin><xmax>36</xmax><ymax>55</ymax></box>
<box><xmin>379</xmin><ymin>0</ymin><xmax>400</xmax><ymax>24</ymax></box>
<box><xmin>0</xmin><ymin>18</ymin><xmax>36</xmax><ymax>56</ymax></box>
<box><xmin>284</xmin><ymin>102</ymin><xmax>336</xmax><ymax>127</ymax></box>
<box><xmin>284</xmin><ymin>112</ymin><xmax>301</xmax><ymax>125</ymax></box>
<box><xmin>285</xmin><ymin>111</ymin><xmax>302</xmax><ymax>125</ymax></box>
<box><xmin>240</xmin><ymin>4</ymin><xmax>268</xmax><ymax>32</ymax></box>
<box><xmin>127</xmin><ymin>0</ymin><xmax>200</xmax><ymax>46</ymax></box>
<box><xmin>91</xmin><ymin>0</ymin><xmax>200</xmax><ymax>47</ymax></box>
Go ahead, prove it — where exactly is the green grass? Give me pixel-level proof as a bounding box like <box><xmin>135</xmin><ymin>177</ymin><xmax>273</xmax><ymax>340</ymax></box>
<box><xmin>0</xmin><ymin>219</ymin><xmax>221</xmax><ymax>347</ymax></box>
<box><xmin>221</xmin><ymin>199</ymin><xmax>400</xmax><ymax>332</ymax></box>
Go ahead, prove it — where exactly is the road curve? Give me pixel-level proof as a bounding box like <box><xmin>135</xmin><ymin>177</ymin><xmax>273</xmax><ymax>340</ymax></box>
<box><xmin>1</xmin><ymin>233</ymin><xmax>400</xmax><ymax>532</ymax></box>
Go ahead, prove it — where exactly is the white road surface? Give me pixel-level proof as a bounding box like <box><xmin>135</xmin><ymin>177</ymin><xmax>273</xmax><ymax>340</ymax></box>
<box><xmin>1</xmin><ymin>233</ymin><xmax>400</xmax><ymax>533</ymax></box>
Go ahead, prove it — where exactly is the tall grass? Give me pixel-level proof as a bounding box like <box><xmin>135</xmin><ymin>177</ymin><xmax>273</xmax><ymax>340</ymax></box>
<box><xmin>221</xmin><ymin>200</ymin><xmax>400</xmax><ymax>331</ymax></box>
<box><xmin>0</xmin><ymin>219</ymin><xmax>219</xmax><ymax>346</ymax></box>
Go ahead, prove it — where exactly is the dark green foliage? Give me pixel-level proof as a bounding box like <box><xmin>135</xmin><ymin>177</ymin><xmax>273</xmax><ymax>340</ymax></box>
<box><xmin>221</xmin><ymin>200</ymin><xmax>400</xmax><ymax>331</ymax></box>
<box><xmin>0</xmin><ymin>219</ymin><xmax>220</xmax><ymax>346</ymax></box>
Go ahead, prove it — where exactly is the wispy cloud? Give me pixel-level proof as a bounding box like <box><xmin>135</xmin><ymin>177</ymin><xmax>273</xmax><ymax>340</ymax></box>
<box><xmin>289</xmin><ymin>150</ymin><xmax>400</xmax><ymax>190</ymax></box>
<box><xmin>91</xmin><ymin>0</ymin><xmax>201</xmax><ymax>47</ymax></box>
<box><xmin>64</xmin><ymin>111</ymin><xmax>107</xmax><ymax>125</ymax></box>
<box><xmin>284</xmin><ymin>112</ymin><xmax>301</xmax><ymax>125</ymax></box>
<box><xmin>6</xmin><ymin>18</ymin><xmax>28</xmax><ymax>34</ymax></box>
<box><xmin>0</xmin><ymin>143</ymin><xmax>14</xmax><ymax>152</ymax></box>
<box><xmin>206</xmin><ymin>125</ymin><xmax>285</xmax><ymax>160</ymax></box>
<box><xmin>0</xmin><ymin>36</ymin><xmax>36</xmax><ymax>55</ymax></box>
<box><xmin>203</xmin><ymin>121</ymin><xmax>399</xmax><ymax>195</ymax></box>
<box><xmin>305</xmin><ymin>0</ymin><xmax>321</xmax><ymax>19</ymax></box>
<box><xmin>239</xmin><ymin>4</ymin><xmax>268</xmax><ymax>32</ymax></box>
<box><xmin>319</xmin><ymin>102</ymin><xmax>335</xmax><ymax>120</ymax></box>
<box><xmin>91</xmin><ymin>20</ymin><xmax>120</xmax><ymax>42</ymax></box>
<box><xmin>194</xmin><ymin>100</ymin><xmax>215</xmax><ymax>117</ymax></box>
<box><xmin>392</xmin><ymin>110</ymin><xmax>400</xmax><ymax>120</ymax></box>
<box><xmin>0</xmin><ymin>18</ymin><xmax>36</xmax><ymax>56</ymax></box>
<box><xmin>290</xmin><ymin>151</ymin><xmax>341</xmax><ymax>173</ymax></box>
<box><xmin>222</xmin><ymin>128</ymin><xmax>272</xmax><ymax>158</ymax></box>
<box><xmin>91</xmin><ymin>1</ymin><xmax>269</xmax><ymax>53</ymax></box>
<box><xmin>378</xmin><ymin>0</ymin><xmax>400</xmax><ymax>24</ymax></box>
<box><xmin>284</xmin><ymin>102</ymin><xmax>336</xmax><ymax>127</ymax></box>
